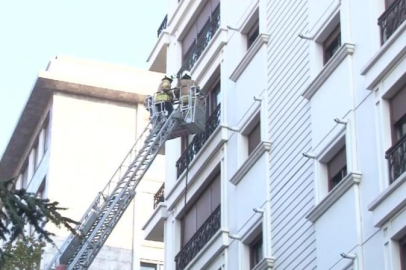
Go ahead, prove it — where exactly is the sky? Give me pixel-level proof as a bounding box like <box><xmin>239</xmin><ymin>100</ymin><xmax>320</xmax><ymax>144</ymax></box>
<box><xmin>0</xmin><ymin>0</ymin><xmax>167</xmax><ymax>157</ymax></box>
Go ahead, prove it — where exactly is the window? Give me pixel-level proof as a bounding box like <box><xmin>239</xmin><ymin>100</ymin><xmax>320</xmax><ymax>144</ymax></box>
<box><xmin>323</xmin><ymin>24</ymin><xmax>341</xmax><ymax>64</ymax></box>
<box><xmin>400</xmin><ymin>236</ymin><xmax>406</xmax><ymax>270</ymax></box>
<box><xmin>37</xmin><ymin>179</ymin><xmax>46</xmax><ymax>200</ymax></box>
<box><xmin>182</xmin><ymin>0</ymin><xmax>220</xmax><ymax>58</ymax></box>
<box><xmin>247</xmin><ymin>20</ymin><xmax>259</xmax><ymax>49</ymax></box>
<box><xmin>390</xmin><ymin>84</ymin><xmax>406</xmax><ymax>143</ymax></box>
<box><xmin>328</xmin><ymin>146</ymin><xmax>347</xmax><ymax>191</ymax></box>
<box><xmin>181</xmin><ymin>135</ymin><xmax>190</xmax><ymax>153</ymax></box>
<box><xmin>386</xmin><ymin>0</ymin><xmax>397</xmax><ymax>8</ymax></box>
<box><xmin>248</xmin><ymin>121</ymin><xmax>261</xmax><ymax>155</ymax></box>
<box><xmin>141</xmin><ymin>262</ymin><xmax>157</xmax><ymax>270</ymax></box>
<box><xmin>181</xmin><ymin>173</ymin><xmax>220</xmax><ymax>246</ymax></box>
<box><xmin>22</xmin><ymin>164</ymin><xmax>29</xmax><ymax>189</ymax></box>
<box><xmin>206</xmin><ymin>79</ymin><xmax>221</xmax><ymax>118</ymax></box>
<box><xmin>250</xmin><ymin>235</ymin><xmax>263</xmax><ymax>269</ymax></box>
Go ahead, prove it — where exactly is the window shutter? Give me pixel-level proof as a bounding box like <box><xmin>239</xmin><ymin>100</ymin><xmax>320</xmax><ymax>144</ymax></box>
<box><xmin>196</xmin><ymin>2</ymin><xmax>211</xmax><ymax>34</ymax></box>
<box><xmin>211</xmin><ymin>173</ymin><xmax>221</xmax><ymax>211</ymax></box>
<box><xmin>391</xmin><ymin>84</ymin><xmax>406</xmax><ymax>123</ymax></box>
<box><xmin>328</xmin><ymin>147</ymin><xmax>347</xmax><ymax>179</ymax></box>
<box><xmin>196</xmin><ymin>190</ymin><xmax>211</xmax><ymax>229</ymax></box>
<box><xmin>248</xmin><ymin>122</ymin><xmax>261</xmax><ymax>155</ymax></box>
<box><xmin>182</xmin><ymin>207</ymin><xmax>197</xmax><ymax>246</ymax></box>
<box><xmin>182</xmin><ymin>26</ymin><xmax>197</xmax><ymax>56</ymax></box>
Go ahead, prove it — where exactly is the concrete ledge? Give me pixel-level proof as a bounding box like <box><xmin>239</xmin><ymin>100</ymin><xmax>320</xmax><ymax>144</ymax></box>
<box><xmin>306</xmin><ymin>172</ymin><xmax>361</xmax><ymax>223</ymax></box>
<box><xmin>230</xmin><ymin>141</ymin><xmax>272</xmax><ymax>185</ymax></box>
<box><xmin>302</xmin><ymin>43</ymin><xmax>355</xmax><ymax>100</ymax></box>
<box><xmin>230</xmin><ymin>34</ymin><xmax>270</xmax><ymax>82</ymax></box>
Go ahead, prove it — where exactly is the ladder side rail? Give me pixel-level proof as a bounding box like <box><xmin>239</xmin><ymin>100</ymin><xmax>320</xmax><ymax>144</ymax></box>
<box><xmin>67</xmin><ymin>113</ymin><xmax>180</xmax><ymax>269</ymax></box>
<box><xmin>78</xmin><ymin>118</ymin><xmax>179</xmax><ymax>269</ymax></box>
<box><xmin>44</xmin><ymin>116</ymin><xmax>156</xmax><ymax>270</ymax></box>
<box><xmin>44</xmin><ymin>192</ymin><xmax>104</xmax><ymax>270</ymax></box>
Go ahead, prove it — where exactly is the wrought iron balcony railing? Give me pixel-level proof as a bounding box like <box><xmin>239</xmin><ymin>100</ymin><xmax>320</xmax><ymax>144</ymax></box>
<box><xmin>378</xmin><ymin>0</ymin><xmax>406</xmax><ymax>44</ymax></box>
<box><xmin>386</xmin><ymin>134</ymin><xmax>406</xmax><ymax>184</ymax></box>
<box><xmin>174</xmin><ymin>206</ymin><xmax>221</xmax><ymax>270</ymax></box>
<box><xmin>153</xmin><ymin>183</ymin><xmax>165</xmax><ymax>209</ymax></box>
<box><xmin>157</xmin><ymin>15</ymin><xmax>168</xmax><ymax>37</ymax></box>
<box><xmin>176</xmin><ymin>105</ymin><xmax>221</xmax><ymax>177</ymax></box>
<box><xmin>177</xmin><ymin>5</ymin><xmax>220</xmax><ymax>78</ymax></box>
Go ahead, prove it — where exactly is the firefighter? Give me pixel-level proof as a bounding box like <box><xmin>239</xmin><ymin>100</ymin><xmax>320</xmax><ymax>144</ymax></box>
<box><xmin>177</xmin><ymin>70</ymin><xmax>195</xmax><ymax>107</ymax></box>
<box><xmin>154</xmin><ymin>75</ymin><xmax>174</xmax><ymax>116</ymax></box>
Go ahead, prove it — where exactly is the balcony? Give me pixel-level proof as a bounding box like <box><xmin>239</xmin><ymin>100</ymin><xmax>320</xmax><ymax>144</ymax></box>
<box><xmin>174</xmin><ymin>206</ymin><xmax>221</xmax><ymax>270</ymax></box>
<box><xmin>154</xmin><ymin>183</ymin><xmax>165</xmax><ymax>209</ymax></box>
<box><xmin>386</xmin><ymin>134</ymin><xmax>406</xmax><ymax>184</ymax></box>
<box><xmin>177</xmin><ymin>5</ymin><xmax>221</xmax><ymax>78</ymax></box>
<box><xmin>157</xmin><ymin>15</ymin><xmax>168</xmax><ymax>37</ymax></box>
<box><xmin>378</xmin><ymin>0</ymin><xmax>406</xmax><ymax>44</ymax></box>
<box><xmin>176</xmin><ymin>105</ymin><xmax>221</xmax><ymax>177</ymax></box>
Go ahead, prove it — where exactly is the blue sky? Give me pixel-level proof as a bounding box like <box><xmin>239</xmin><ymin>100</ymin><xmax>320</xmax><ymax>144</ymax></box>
<box><xmin>0</xmin><ymin>0</ymin><xmax>167</xmax><ymax>158</ymax></box>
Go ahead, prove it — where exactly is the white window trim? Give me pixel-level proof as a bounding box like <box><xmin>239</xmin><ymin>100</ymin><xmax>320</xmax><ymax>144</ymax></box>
<box><xmin>302</xmin><ymin>43</ymin><xmax>355</xmax><ymax>100</ymax></box>
<box><xmin>230</xmin><ymin>141</ymin><xmax>271</xmax><ymax>185</ymax></box>
<box><xmin>229</xmin><ymin>33</ymin><xmax>270</xmax><ymax>82</ymax></box>
<box><xmin>306</xmin><ymin>172</ymin><xmax>362</xmax><ymax>223</ymax></box>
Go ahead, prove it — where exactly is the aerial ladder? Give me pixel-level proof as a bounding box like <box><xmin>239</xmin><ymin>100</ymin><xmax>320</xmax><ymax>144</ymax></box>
<box><xmin>45</xmin><ymin>85</ymin><xmax>206</xmax><ymax>270</ymax></box>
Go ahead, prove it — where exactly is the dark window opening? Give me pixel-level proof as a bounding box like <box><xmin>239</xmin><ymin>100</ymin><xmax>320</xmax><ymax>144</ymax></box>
<box><xmin>250</xmin><ymin>234</ymin><xmax>263</xmax><ymax>269</ymax></box>
<box><xmin>181</xmin><ymin>173</ymin><xmax>220</xmax><ymax>246</ymax></box>
<box><xmin>328</xmin><ymin>146</ymin><xmax>347</xmax><ymax>191</ymax></box>
<box><xmin>247</xmin><ymin>21</ymin><xmax>259</xmax><ymax>49</ymax></box>
<box><xmin>248</xmin><ymin>121</ymin><xmax>261</xmax><ymax>155</ymax></box>
<box><xmin>400</xmin><ymin>236</ymin><xmax>406</xmax><ymax>270</ymax></box>
<box><xmin>141</xmin><ymin>262</ymin><xmax>157</xmax><ymax>270</ymax></box>
<box><xmin>206</xmin><ymin>80</ymin><xmax>221</xmax><ymax>119</ymax></box>
<box><xmin>323</xmin><ymin>25</ymin><xmax>341</xmax><ymax>64</ymax></box>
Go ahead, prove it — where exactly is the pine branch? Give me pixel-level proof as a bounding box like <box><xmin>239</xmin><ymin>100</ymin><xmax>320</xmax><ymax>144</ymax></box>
<box><xmin>0</xmin><ymin>177</ymin><xmax>79</xmax><ymax>266</ymax></box>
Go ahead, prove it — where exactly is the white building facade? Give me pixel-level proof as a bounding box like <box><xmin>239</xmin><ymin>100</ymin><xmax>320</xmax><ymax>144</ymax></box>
<box><xmin>144</xmin><ymin>0</ymin><xmax>406</xmax><ymax>270</ymax></box>
<box><xmin>0</xmin><ymin>56</ymin><xmax>166</xmax><ymax>270</ymax></box>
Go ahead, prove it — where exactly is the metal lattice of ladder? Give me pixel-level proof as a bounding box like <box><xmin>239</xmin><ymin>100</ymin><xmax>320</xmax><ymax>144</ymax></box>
<box><xmin>45</xmin><ymin>111</ymin><xmax>181</xmax><ymax>270</ymax></box>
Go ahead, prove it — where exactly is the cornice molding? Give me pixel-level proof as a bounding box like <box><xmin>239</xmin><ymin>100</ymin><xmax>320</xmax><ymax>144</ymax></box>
<box><xmin>230</xmin><ymin>141</ymin><xmax>272</xmax><ymax>185</ymax></box>
<box><xmin>302</xmin><ymin>43</ymin><xmax>355</xmax><ymax>100</ymax></box>
<box><xmin>252</xmin><ymin>257</ymin><xmax>275</xmax><ymax>270</ymax></box>
<box><xmin>230</xmin><ymin>34</ymin><xmax>270</xmax><ymax>82</ymax></box>
<box><xmin>306</xmin><ymin>172</ymin><xmax>362</xmax><ymax>223</ymax></box>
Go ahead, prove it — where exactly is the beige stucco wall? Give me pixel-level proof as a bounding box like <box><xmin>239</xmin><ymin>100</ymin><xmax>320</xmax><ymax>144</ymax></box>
<box><xmin>47</xmin><ymin>92</ymin><xmax>138</xmax><ymax>249</ymax></box>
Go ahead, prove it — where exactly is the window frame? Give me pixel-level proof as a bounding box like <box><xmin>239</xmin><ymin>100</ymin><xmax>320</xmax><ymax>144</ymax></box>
<box><xmin>400</xmin><ymin>236</ymin><xmax>406</xmax><ymax>270</ymax></box>
<box><xmin>327</xmin><ymin>146</ymin><xmax>348</xmax><ymax>191</ymax></box>
<box><xmin>323</xmin><ymin>24</ymin><xmax>341</xmax><ymax>65</ymax></box>
<box><xmin>247</xmin><ymin>20</ymin><xmax>260</xmax><ymax>49</ymax></box>
<box><xmin>249</xmin><ymin>234</ymin><xmax>264</xmax><ymax>269</ymax></box>
<box><xmin>181</xmin><ymin>171</ymin><xmax>221</xmax><ymax>247</ymax></box>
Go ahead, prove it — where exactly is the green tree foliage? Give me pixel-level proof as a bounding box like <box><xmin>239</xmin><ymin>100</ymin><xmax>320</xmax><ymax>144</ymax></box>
<box><xmin>1</xmin><ymin>237</ymin><xmax>45</xmax><ymax>270</ymax></box>
<box><xmin>0</xmin><ymin>178</ymin><xmax>78</xmax><ymax>268</ymax></box>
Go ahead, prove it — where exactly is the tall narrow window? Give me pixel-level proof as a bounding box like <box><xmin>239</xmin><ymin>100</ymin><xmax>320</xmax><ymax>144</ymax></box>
<box><xmin>250</xmin><ymin>234</ymin><xmax>263</xmax><ymax>269</ymax></box>
<box><xmin>248</xmin><ymin>121</ymin><xmax>261</xmax><ymax>155</ymax></box>
<box><xmin>390</xmin><ymin>84</ymin><xmax>406</xmax><ymax>143</ymax></box>
<box><xmin>400</xmin><ymin>236</ymin><xmax>406</xmax><ymax>270</ymax></box>
<box><xmin>327</xmin><ymin>146</ymin><xmax>347</xmax><ymax>190</ymax></box>
<box><xmin>206</xmin><ymin>80</ymin><xmax>221</xmax><ymax>119</ymax></box>
<box><xmin>141</xmin><ymin>262</ymin><xmax>157</xmax><ymax>270</ymax></box>
<box><xmin>323</xmin><ymin>24</ymin><xmax>341</xmax><ymax>64</ymax></box>
<box><xmin>247</xmin><ymin>21</ymin><xmax>259</xmax><ymax>49</ymax></box>
<box><xmin>181</xmin><ymin>173</ymin><xmax>220</xmax><ymax>246</ymax></box>
<box><xmin>181</xmin><ymin>135</ymin><xmax>189</xmax><ymax>154</ymax></box>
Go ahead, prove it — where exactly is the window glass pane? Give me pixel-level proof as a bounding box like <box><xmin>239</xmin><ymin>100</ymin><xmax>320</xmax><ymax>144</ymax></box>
<box><xmin>328</xmin><ymin>146</ymin><xmax>347</xmax><ymax>190</ymax></box>
<box><xmin>323</xmin><ymin>25</ymin><xmax>341</xmax><ymax>64</ymax></box>
<box><xmin>248</xmin><ymin>122</ymin><xmax>261</xmax><ymax>155</ymax></box>
<box><xmin>182</xmin><ymin>207</ymin><xmax>196</xmax><ymax>246</ymax></box>
<box><xmin>247</xmin><ymin>22</ymin><xmax>259</xmax><ymax>49</ymax></box>
<box><xmin>196</xmin><ymin>190</ymin><xmax>211</xmax><ymax>229</ymax></box>
<box><xmin>141</xmin><ymin>262</ymin><xmax>157</xmax><ymax>270</ymax></box>
<box><xmin>391</xmin><ymin>85</ymin><xmax>406</xmax><ymax>125</ymax></box>
<box><xmin>250</xmin><ymin>235</ymin><xmax>263</xmax><ymax>269</ymax></box>
<box><xmin>210</xmin><ymin>173</ymin><xmax>221</xmax><ymax>212</ymax></box>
